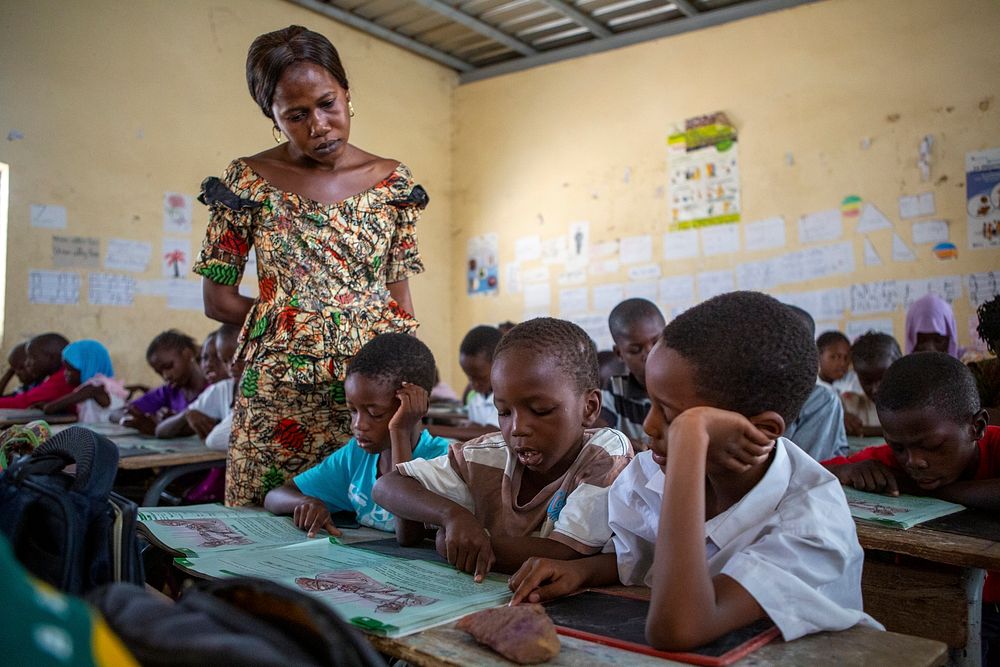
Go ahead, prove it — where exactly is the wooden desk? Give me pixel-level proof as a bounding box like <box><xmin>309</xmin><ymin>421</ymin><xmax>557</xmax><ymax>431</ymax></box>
<box><xmin>856</xmin><ymin>519</ymin><xmax>999</xmax><ymax>665</ymax></box>
<box><xmin>0</xmin><ymin>408</ymin><xmax>77</xmax><ymax>427</ymax></box>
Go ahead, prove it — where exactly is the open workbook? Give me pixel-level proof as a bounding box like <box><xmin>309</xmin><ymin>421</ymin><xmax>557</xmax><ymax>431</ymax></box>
<box><xmin>843</xmin><ymin>487</ymin><xmax>965</xmax><ymax>529</ymax></box>
<box><xmin>138</xmin><ymin>505</ymin><xmax>511</xmax><ymax>637</ymax></box>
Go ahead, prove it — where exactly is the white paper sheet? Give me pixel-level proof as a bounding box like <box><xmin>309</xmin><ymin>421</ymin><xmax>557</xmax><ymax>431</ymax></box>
<box><xmin>163</xmin><ymin>192</ymin><xmax>193</xmax><ymax>234</ymax></box>
<box><xmin>30</xmin><ymin>204</ymin><xmax>66</xmax><ymax>229</ymax></box>
<box><xmin>911</xmin><ymin>220</ymin><xmax>949</xmax><ymax>245</ymax></box>
<box><xmin>625</xmin><ymin>281</ymin><xmax>658</xmax><ymax>301</ymax></box>
<box><xmin>735</xmin><ymin>259</ymin><xmax>777</xmax><ymax>291</ymax></box>
<box><xmin>29</xmin><ymin>270</ymin><xmax>80</xmax><ymax>305</ymax></box>
<box><xmin>88</xmin><ymin>272</ymin><xmax>136</xmax><ymax>306</ymax></box>
<box><xmin>166</xmin><ymin>279</ymin><xmax>204</xmax><ymax>310</ymax></box>
<box><xmin>968</xmin><ymin>271</ymin><xmax>1000</xmax><ymax>307</ymax></box>
<box><xmin>52</xmin><ymin>236</ymin><xmax>100</xmax><ymax>269</ymax></box>
<box><xmin>798</xmin><ymin>209</ymin><xmax>842</xmax><ymax>244</ymax></box>
<box><xmin>891</xmin><ymin>233</ymin><xmax>916</xmax><ymax>262</ymax></box>
<box><xmin>557</xmin><ymin>269</ymin><xmax>586</xmax><ymax>286</ymax></box>
<box><xmin>743</xmin><ymin>216</ymin><xmax>786</xmax><ymax>252</ymax></box>
<box><xmin>696</xmin><ymin>270</ymin><xmax>735</xmax><ymax>302</ymax></box>
<box><xmin>558</xmin><ymin>287</ymin><xmax>589</xmax><ymax>316</ymax></box>
<box><xmin>863</xmin><ymin>238</ymin><xmax>882</xmax><ymax>266</ymax></box>
<box><xmin>850</xmin><ymin>281</ymin><xmax>898</xmax><ymax>315</ymax></box>
<box><xmin>572</xmin><ymin>314</ymin><xmax>613</xmax><ymax>351</ymax></box>
<box><xmin>589</xmin><ymin>259</ymin><xmax>619</xmax><ymax>276</ymax></box>
<box><xmin>523</xmin><ymin>282</ymin><xmax>551</xmax><ymax>309</ymax></box>
<box><xmin>541</xmin><ymin>237</ymin><xmax>568</xmax><ymax>264</ymax></box>
<box><xmin>504</xmin><ymin>264</ymin><xmax>521</xmax><ymax>294</ymax></box>
<box><xmin>662</xmin><ymin>229</ymin><xmax>699</xmax><ymax>260</ymax></box>
<box><xmin>898</xmin><ymin>276</ymin><xmax>962</xmax><ymax>309</ymax></box>
<box><xmin>520</xmin><ymin>267</ymin><xmax>549</xmax><ymax>284</ymax></box>
<box><xmin>134</xmin><ymin>279</ymin><xmax>171</xmax><ymax>297</ymax></box>
<box><xmin>590</xmin><ymin>240</ymin><xmax>619</xmax><ymax>258</ymax></box>
<box><xmin>515</xmin><ymin>235</ymin><xmax>541</xmax><ymax>263</ymax></box>
<box><xmin>105</xmin><ymin>238</ymin><xmax>152</xmax><ymax>273</ymax></box>
<box><xmin>628</xmin><ymin>264</ymin><xmax>661</xmax><ymax>281</ymax></box>
<box><xmin>699</xmin><ymin>224</ymin><xmax>740</xmax><ymax>256</ymax></box>
<box><xmin>899</xmin><ymin>192</ymin><xmax>935</xmax><ymax>219</ymax></box>
<box><xmin>845</xmin><ymin>318</ymin><xmax>895</xmax><ymax>341</ymax></box>
<box><xmin>592</xmin><ymin>283</ymin><xmax>625</xmax><ymax>313</ymax></box>
<box><xmin>856</xmin><ymin>204</ymin><xmax>893</xmax><ymax>233</ymax></box>
<box><xmin>779</xmin><ymin>288</ymin><xmax>848</xmax><ymax>323</ymax></box>
<box><xmin>659</xmin><ymin>275</ymin><xmax>695</xmax><ymax>304</ymax></box>
<box><xmin>619</xmin><ymin>235</ymin><xmax>653</xmax><ymax>264</ymax></box>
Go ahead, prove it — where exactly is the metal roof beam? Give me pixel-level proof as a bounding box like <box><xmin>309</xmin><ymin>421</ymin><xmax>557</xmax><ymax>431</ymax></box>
<box><xmin>539</xmin><ymin>0</ymin><xmax>612</xmax><ymax>38</ymax></box>
<box><xmin>410</xmin><ymin>0</ymin><xmax>538</xmax><ymax>56</ymax></box>
<box><xmin>672</xmin><ymin>0</ymin><xmax>700</xmax><ymax>17</ymax></box>
<box><xmin>286</xmin><ymin>0</ymin><xmax>475</xmax><ymax>71</ymax></box>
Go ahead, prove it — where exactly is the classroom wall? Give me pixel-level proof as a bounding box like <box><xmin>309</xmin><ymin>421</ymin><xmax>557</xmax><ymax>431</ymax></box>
<box><xmin>451</xmin><ymin>0</ymin><xmax>1000</xmax><ymax>373</ymax></box>
<box><xmin>0</xmin><ymin>0</ymin><xmax>456</xmax><ymax>386</ymax></box>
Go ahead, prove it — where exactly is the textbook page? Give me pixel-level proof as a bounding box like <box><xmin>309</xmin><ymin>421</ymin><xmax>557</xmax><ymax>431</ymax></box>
<box><xmin>138</xmin><ymin>506</ymin><xmax>311</xmax><ymax>556</ymax></box>
<box><xmin>844</xmin><ymin>488</ymin><xmax>964</xmax><ymax>529</ymax></box>
<box><xmin>175</xmin><ymin>539</ymin><xmax>511</xmax><ymax>637</ymax></box>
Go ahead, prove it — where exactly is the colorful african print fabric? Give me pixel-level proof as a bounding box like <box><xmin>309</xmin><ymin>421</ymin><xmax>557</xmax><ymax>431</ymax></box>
<box><xmin>193</xmin><ymin>159</ymin><xmax>426</xmax><ymax>506</ymax></box>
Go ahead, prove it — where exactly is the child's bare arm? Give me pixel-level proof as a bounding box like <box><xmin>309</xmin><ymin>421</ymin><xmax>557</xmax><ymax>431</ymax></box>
<box><xmin>186</xmin><ymin>409</ymin><xmax>219</xmax><ymax>439</ymax></box>
<box><xmin>43</xmin><ymin>383</ymin><xmax>101</xmax><ymax>414</ymax></box>
<box><xmin>489</xmin><ymin>536</ymin><xmax>583</xmax><ymax>574</ymax></box>
<box><xmin>933</xmin><ymin>479</ymin><xmax>1000</xmax><ymax>511</ymax></box>
<box><xmin>388</xmin><ymin>383</ymin><xmax>429</xmax><ymax>466</ymax></box>
<box><xmin>264</xmin><ymin>482</ymin><xmax>340</xmax><ymax>537</ymax></box>
<box><xmin>373</xmin><ymin>470</ymin><xmax>495</xmax><ymax>581</ymax></box>
<box><xmin>155</xmin><ymin>410</ymin><xmax>195</xmax><ymax>438</ymax></box>
<box><xmin>508</xmin><ymin>553</ymin><xmax>619</xmax><ymax>604</ymax></box>
<box><xmin>648</xmin><ymin>407</ymin><xmax>767</xmax><ymax>650</ymax></box>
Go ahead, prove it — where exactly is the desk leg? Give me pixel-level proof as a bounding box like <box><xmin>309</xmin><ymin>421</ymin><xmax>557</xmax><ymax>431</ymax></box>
<box><xmin>141</xmin><ymin>461</ymin><xmax>226</xmax><ymax>507</ymax></box>
<box><xmin>952</xmin><ymin>568</ymin><xmax>986</xmax><ymax>667</ymax></box>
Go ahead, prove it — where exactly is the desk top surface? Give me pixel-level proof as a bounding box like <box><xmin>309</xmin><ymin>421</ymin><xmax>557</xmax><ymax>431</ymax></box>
<box><xmin>50</xmin><ymin>423</ymin><xmax>224</xmax><ymax>470</ymax></box>
<box><xmin>856</xmin><ymin>519</ymin><xmax>1000</xmax><ymax>570</ymax></box>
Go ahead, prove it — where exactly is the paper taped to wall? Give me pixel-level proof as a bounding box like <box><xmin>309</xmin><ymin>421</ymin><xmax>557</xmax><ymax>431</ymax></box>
<box><xmin>743</xmin><ymin>217</ymin><xmax>785</xmax><ymax>252</ymax></box>
<box><xmin>700</xmin><ymin>223</ymin><xmax>740</xmax><ymax>256</ymax></box>
<box><xmin>29</xmin><ymin>270</ymin><xmax>80</xmax><ymax>305</ymax></box>
<box><xmin>88</xmin><ymin>273</ymin><xmax>136</xmax><ymax>307</ymax></box>
<box><xmin>52</xmin><ymin>236</ymin><xmax>100</xmax><ymax>269</ymax></box>
<box><xmin>798</xmin><ymin>209</ymin><xmax>842</xmax><ymax>244</ymax></box>
<box><xmin>662</xmin><ymin>229</ymin><xmax>699</xmax><ymax>260</ymax></box>
<box><xmin>30</xmin><ymin>204</ymin><xmax>67</xmax><ymax>229</ymax></box>
<box><xmin>105</xmin><ymin>238</ymin><xmax>152</xmax><ymax>273</ymax></box>
<box><xmin>911</xmin><ymin>220</ymin><xmax>949</xmax><ymax>245</ymax></box>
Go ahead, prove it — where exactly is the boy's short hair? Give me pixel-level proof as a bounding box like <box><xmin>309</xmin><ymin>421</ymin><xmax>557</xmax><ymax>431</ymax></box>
<box><xmin>661</xmin><ymin>291</ymin><xmax>817</xmax><ymax>424</ymax></box>
<box><xmin>977</xmin><ymin>294</ymin><xmax>1000</xmax><ymax>355</ymax></box>
<box><xmin>816</xmin><ymin>330</ymin><xmax>850</xmax><ymax>351</ymax></box>
<box><xmin>494</xmin><ymin>317</ymin><xmax>599</xmax><ymax>393</ymax></box>
<box><xmin>30</xmin><ymin>333</ymin><xmax>70</xmax><ymax>354</ymax></box>
<box><xmin>785</xmin><ymin>305</ymin><xmax>815</xmax><ymax>339</ymax></box>
<box><xmin>147</xmin><ymin>329</ymin><xmax>198</xmax><ymax>360</ymax></box>
<box><xmin>459</xmin><ymin>325</ymin><xmax>503</xmax><ymax>360</ymax></box>
<box><xmin>346</xmin><ymin>333</ymin><xmax>436</xmax><ymax>393</ymax></box>
<box><xmin>608</xmin><ymin>299</ymin><xmax>665</xmax><ymax>339</ymax></box>
<box><xmin>875</xmin><ymin>352</ymin><xmax>980</xmax><ymax>422</ymax></box>
<box><xmin>851</xmin><ymin>332</ymin><xmax>901</xmax><ymax>366</ymax></box>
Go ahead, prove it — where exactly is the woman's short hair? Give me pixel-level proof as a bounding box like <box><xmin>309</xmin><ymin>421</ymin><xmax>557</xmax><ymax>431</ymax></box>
<box><xmin>246</xmin><ymin>25</ymin><xmax>349</xmax><ymax>119</ymax></box>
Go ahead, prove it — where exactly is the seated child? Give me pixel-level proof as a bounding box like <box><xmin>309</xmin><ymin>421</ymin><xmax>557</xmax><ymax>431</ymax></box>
<box><xmin>373</xmin><ymin>318</ymin><xmax>633</xmax><ymax>581</ymax></box>
<box><xmin>198</xmin><ymin>327</ymin><xmax>230</xmax><ymax>386</ymax></box>
<box><xmin>509</xmin><ymin>292</ymin><xmax>878</xmax><ymax>650</ymax></box>
<box><xmin>597</xmin><ymin>350</ymin><xmax>626</xmax><ymax>390</ymax></box>
<box><xmin>0</xmin><ymin>333</ymin><xmax>73</xmax><ymax>409</ymax></box>
<box><xmin>42</xmin><ymin>340</ymin><xmax>127</xmax><ymax>423</ymax></box>
<box><xmin>905</xmin><ymin>293</ymin><xmax>958</xmax><ymax>357</ymax></box>
<box><xmin>0</xmin><ymin>342</ymin><xmax>37</xmax><ymax>397</ymax></box>
<box><xmin>427</xmin><ymin>325</ymin><xmax>503</xmax><ymax>441</ymax></box>
<box><xmin>840</xmin><ymin>332</ymin><xmax>901</xmax><ymax>436</ymax></box>
<box><xmin>784</xmin><ymin>307</ymin><xmax>847</xmax><ymax>460</ymax></box>
<box><xmin>817</xmin><ymin>330</ymin><xmax>862</xmax><ymax>395</ymax></box>
<box><xmin>121</xmin><ymin>330</ymin><xmax>207</xmax><ymax>435</ymax></box>
<box><xmin>599</xmin><ymin>298</ymin><xmax>665</xmax><ymax>451</ymax></box>
<box><xmin>969</xmin><ymin>295</ymin><xmax>1000</xmax><ymax>423</ymax></box>
<box><xmin>265</xmin><ymin>334</ymin><xmax>450</xmax><ymax>534</ymax></box>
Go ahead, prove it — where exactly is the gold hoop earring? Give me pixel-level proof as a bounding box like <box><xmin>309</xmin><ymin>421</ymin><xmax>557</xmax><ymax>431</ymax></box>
<box><xmin>348</xmin><ymin>101</ymin><xmax>355</xmax><ymax>118</ymax></box>
<box><xmin>272</xmin><ymin>125</ymin><xmax>282</xmax><ymax>143</ymax></box>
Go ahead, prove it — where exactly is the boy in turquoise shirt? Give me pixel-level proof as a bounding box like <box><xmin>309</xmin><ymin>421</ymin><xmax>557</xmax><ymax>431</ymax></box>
<box><xmin>265</xmin><ymin>334</ymin><xmax>450</xmax><ymax>535</ymax></box>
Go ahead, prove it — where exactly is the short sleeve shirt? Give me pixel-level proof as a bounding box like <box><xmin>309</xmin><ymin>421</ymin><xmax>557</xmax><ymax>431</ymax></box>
<box><xmin>129</xmin><ymin>384</ymin><xmax>198</xmax><ymax>415</ymax></box>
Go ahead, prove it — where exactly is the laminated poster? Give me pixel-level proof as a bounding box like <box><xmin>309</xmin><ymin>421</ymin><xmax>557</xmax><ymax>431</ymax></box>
<box><xmin>466</xmin><ymin>233</ymin><xmax>499</xmax><ymax>295</ymax></box>
<box><xmin>966</xmin><ymin>148</ymin><xmax>1000</xmax><ymax>248</ymax></box>
<box><xmin>667</xmin><ymin>112</ymin><xmax>740</xmax><ymax>230</ymax></box>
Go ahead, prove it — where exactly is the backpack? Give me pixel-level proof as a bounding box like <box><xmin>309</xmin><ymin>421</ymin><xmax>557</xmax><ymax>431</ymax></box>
<box><xmin>0</xmin><ymin>426</ymin><xmax>143</xmax><ymax>595</ymax></box>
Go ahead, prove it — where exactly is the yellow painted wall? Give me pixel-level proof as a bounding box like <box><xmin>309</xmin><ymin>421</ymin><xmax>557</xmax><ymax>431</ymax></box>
<box><xmin>0</xmin><ymin>0</ymin><xmax>455</xmax><ymax>386</ymax></box>
<box><xmin>451</xmin><ymin>0</ymin><xmax>1000</xmax><ymax>374</ymax></box>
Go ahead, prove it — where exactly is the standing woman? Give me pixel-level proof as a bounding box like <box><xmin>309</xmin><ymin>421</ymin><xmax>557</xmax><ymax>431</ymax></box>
<box><xmin>193</xmin><ymin>26</ymin><xmax>428</xmax><ymax>506</ymax></box>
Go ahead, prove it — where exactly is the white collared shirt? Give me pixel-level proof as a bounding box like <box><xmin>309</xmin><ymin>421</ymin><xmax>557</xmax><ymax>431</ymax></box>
<box><xmin>606</xmin><ymin>438</ymin><xmax>882</xmax><ymax>641</ymax></box>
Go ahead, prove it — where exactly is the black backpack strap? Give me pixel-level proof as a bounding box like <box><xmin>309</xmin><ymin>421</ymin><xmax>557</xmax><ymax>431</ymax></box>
<box><xmin>32</xmin><ymin>427</ymin><xmax>119</xmax><ymax>498</ymax></box>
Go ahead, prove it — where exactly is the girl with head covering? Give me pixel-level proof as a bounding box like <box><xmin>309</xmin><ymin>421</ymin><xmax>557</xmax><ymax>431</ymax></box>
<box><xmin>905</xmin><ymin>293</ymin><xmax>960</xmax><ymax>358</ymax></box>
<box><xmin>43</xmin><ymin>340</ymin><xmax>128</xmax><ymax>423</ymax></box>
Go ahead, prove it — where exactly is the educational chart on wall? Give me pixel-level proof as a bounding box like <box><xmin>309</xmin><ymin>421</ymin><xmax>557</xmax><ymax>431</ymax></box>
<box><xmin>466</xmin><ymin>233</ymin><xmax>499</xmax><ymax>295</ymax></box>
<box><xmin>966</xmin><ymin>147</ymin><xmax>1000</xmax><ymax>249</ymax></box>
<box><xmin>667</xmin><ymin>112</ymin><xmax>740</xmax><ymax>231</ymax></box>
<box><xmin>163</xmin><ymin>192</ymin><xmax>193</xmax><ymax>234</ymax></box>
<box><xmin>52</xmin><ymin>235</ymin><xmax>100</xmax><ymax>269</ymax></box>
<box><xmin>28</xmin><ymin>270</ymin><xmax>80</xmax><ymax>305</ymax></box>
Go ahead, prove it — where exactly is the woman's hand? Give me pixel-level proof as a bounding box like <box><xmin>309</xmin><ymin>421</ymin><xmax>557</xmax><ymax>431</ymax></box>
<box><xmin>292</xmin><ymin>497</ymin><xmax>341</xmax><ymax>538</ymax></box>
<box><xmin>437</xmin><ymin>511</ymin><xmax>495</xmax><ymax>582</ymax></box>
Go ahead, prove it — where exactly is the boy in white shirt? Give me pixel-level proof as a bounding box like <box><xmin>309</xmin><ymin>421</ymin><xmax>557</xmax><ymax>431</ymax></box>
<box><xmin>510</xmin><ymin>292</ymin><xmax>880</xmax><ymax>650</ymax></box>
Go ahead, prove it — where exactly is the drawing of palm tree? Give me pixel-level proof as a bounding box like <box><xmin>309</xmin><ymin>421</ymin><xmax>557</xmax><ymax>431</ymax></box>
<box><xmin>164</xmin><ymin>250</ymin><xmax>186</xmax><ymax>278</ymax></box>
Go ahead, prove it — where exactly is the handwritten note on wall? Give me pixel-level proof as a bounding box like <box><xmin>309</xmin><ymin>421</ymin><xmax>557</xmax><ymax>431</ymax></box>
<box><xmin>52</xmin><ymin>236</ymin><xmax>100</xmax><ymax>269</ymax></box>
<box><xmin>29</xmin><ymin>270</ymin><xmax>80</xmax><ymax>305</ymax></box>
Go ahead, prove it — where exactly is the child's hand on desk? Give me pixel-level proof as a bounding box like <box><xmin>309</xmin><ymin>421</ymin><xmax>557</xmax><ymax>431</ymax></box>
<box><xmin>292</xmin><ymin>497</ymin><xmax>341</xmax><ymax>538</ymax></box>
<box><xmin>121</xmin><ymin>406</ymin><xmax>156</xmax><ymax>435</ymax></box>
<box><xmin>844</xmin><ymin>411</ymin><xmax>865</xmax><ymax>437</ymax></box>
<box><xmin>832</xmin><ymin>460</ymin><xmax>908</xmax><ymax>496</ymax></box>
<box><xmin>389</xmin><ymin>382</ymin><xmax>429</xmax><ymax>434</ymax></box>
<box><xmin>436</xmin><ymin>511</ymin><xmax>495</xmax><ymax>582</ymax></box>
<box><xmin>507</xmin><ymin>557</ymin><xmax>586</xmax><ymax>605</ymax></box>
<box><xmin>186</xmin><ymin>409</ymin><xmax>219</xmax><ymax>439</ymax></box>
<box><xmin>670</xmin><ymin>407</ymin><xmax>774</xmax><ymax>473</ymax></box>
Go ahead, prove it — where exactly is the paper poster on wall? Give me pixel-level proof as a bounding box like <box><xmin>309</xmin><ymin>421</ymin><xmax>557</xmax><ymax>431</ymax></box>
<box><xmin>52</xmin><ymin>236</ymin><xmax>100</xmax><ymax>269</ymax></box>
<box><xmin>541</xmin><ymin>237</ymin><xmax>568</xmax><ymax>265</ymax></box>
<box><xmin>557</xmin><ymin>269</ymin><xmax>586</xmax><ymax>286</ymax></box>
<box><xmin>662</xmin><ymin>229</ymin><xmax>699</xmax><ymax>260</ymax></box>
<box><xmin>162</xmin><ymin>238</ymin><xmax>192</xmax><ymax>279</ymax></box>
<box><xmin>29</xmin><ymin>270</ymin><xmax>80</xmax><ymax>305</ymax></box>
<box><xmin>798</xmin><ymin>209</ymin><xmax>842</xmax><ymax>244</ymax></box>
<box><xmin>558</xmin><ymin>287</ymin><xmax>588</xmax><ymax>316</ymax></box>
<box><xmin>965</xmin><ymin>147</ymin><xmax>1000</xmax><ymax>248</ymax></box>
<box><xmin>628</xmin><ymin>264</ymin><xmax>661</xmax><ymax>281</ymax></box>
<box><xmin>515</xmin><ymin>235</ymin><xmax>542</xmax><ymax>263</ymax></box>
<box><xmin>855</xmin><ymin>204</ymin><xmax>893</xmax><ymax>233</ymax></box>
<box><xmin>667</xmin><ymin>112</ymin><xmax>740</xmax><ymax>230</ymax></box>
<box><xmin>743</xmin><ymin>217</ymin><xmax>785</xmax><ymax>252</ymax></box>
<box><xmin>968</xmin><ymin>271</ymin><xmax>1000</xmax><ymax>306</ymax></box>
<box><xmin>88</xmin><ymin>273</ymin><xmax>136</xmax><ymax>307</ymax></box>
<box><xmin>523</xmin><ymin>282</ymin><xmax>551</xmax><ymax>310</ymax></box>
<box><xmin>589</xmin><ymin>259</ymin><xmax>619</xmax><ymax>276</ymax></box>
<box><xmin>166</xmin><ymin>279</ymin><xmax>203</xmax><ymax>311</ymax></box>
<box><xmin>163</xmin><ymin>192</ymin><xmax>193</xmax><ymax>234</ymax></box>
<box><xmin>779</xmin><ymin>288</ymin><xmax>848</xmax><ymax>323</ymax></box>
<box><xmin>659</xmin><ymin>275</ymin><xmax>695</xmax><ymax>305</ymax></box>
<box><xmin>891</xmin><ymin>233</ymin><xmax>916</xmax><ymax>262</ymax></box>
<box><xmin>590</xmin><ymin>240</ymin><xmax>618</xmax><ymax>258</ymax></box>
<box><xmin>898</xmin><ymin>275</ymin><xmax>962</xmax><ymax>309</ymax></box>
<box><xmin>625</xmin><ymin>281</ymin><xmax>658</xmax><ymax>302</ymax></box>
<box><xmin>134</xmin><ymin>279</ymin><xmax>171</xmax><ymax>296</ymax></box>
<box><xmin>30</xmin><ymin>204</ymin><xmax>67</xmax><ymax>229</ymax></box>
<box><xmin>568</xmin><ymin>222</ymin><xmax>590</xmax><ymax>266</ymax></box>
<box><xmin>696</xmin><ymin>269</ymin><xmax>735</xmax><ymax>302</ymax></box>
<box><xmin>105</xmin><ymin>238</ymin><xmax>152</xmax><ymax>273</ymax></box>
<box><xmin>845</xmin><ymin>318</ymin><xmax>894</xmax><ymax>341</ymax></box>
<box><xmin>619</xmin><ymin>235</ymin><xmax>652</xmax><ymax>265</ymax></box>
<box><xmin>863</xmin><ymin>238</ymin><xmax>882</xmax><ymax>266</ymax></box>
<box><xmin>504</xmin><ymin>264</ymin><xmax>521</xmax><ymax>294</ymax></box>
<box><xmin>911</xmin><ymin>220</ymin><xmax>949</xmax><ymax>245</ymax></box>
<box><xmin>572</xmin><ymin>314</ymin><xmax>613</xmax><ymax>352</ymax></box>
<box><xmin>898</xmin><ymin>192</ymin><xmax>935</xmax><ymax>219</ymax></box>
<box><xmin>521</xmin><ymin>267</ymin><xmax>549</xmax><ymax>284</ymax></box>
<box><xmin>850</xmin><ymin>281</ymin><xmax>898</xmax><ymax>315</ymax></box>
<box><xmin>592</xmin><ymin>283</ymin><xmax>625</xmax><ymax>313</ymax></box>
<box><xmin>700</xmin><ymin>224</ymin><xmax>740</xmax><ymax>256</ymax></box>
<box><xmin>466</xmin><ymin>234</ymin><xmax>499</xmax><ymax>295</ymax></box>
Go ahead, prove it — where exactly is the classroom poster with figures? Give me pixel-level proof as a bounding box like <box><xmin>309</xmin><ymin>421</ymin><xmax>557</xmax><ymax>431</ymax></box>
<box><xmin>966</xmin><ymin>148</ymin><xmax>1000</xmax><ymax>249</ymax></box>
<box><xmin>667</xmin><ymin>112</ymin><xmax>741</xmax><ymax>231</ymax></box>
<box><xmin>466</xmin><ymin>233</ymin><xmax>499</xmax><ymax>295</ymax></box>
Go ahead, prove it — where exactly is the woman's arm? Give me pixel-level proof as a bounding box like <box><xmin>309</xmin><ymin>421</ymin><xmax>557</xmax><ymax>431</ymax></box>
<box><xmin>387</xmin><ymin>279</ymin><xmax>414</xmax><ymax>317</ymax></box>
<box><xmin>202</xmin><ymin>280</ymin><xmax>253</xmax><ymax>325</ymax></box>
